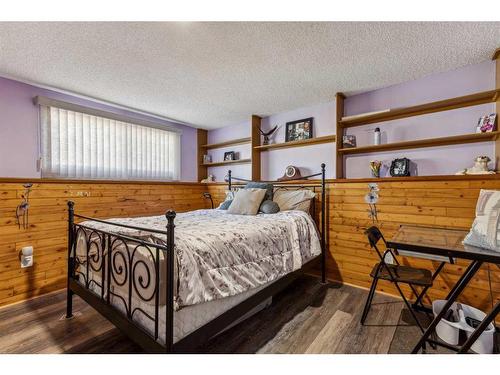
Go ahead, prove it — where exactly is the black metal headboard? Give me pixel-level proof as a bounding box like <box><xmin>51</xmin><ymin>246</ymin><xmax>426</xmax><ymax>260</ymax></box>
<box><xmin>227</xmin><ymin>163</ymin><xmax>327</xmax><ymax>283</ymax></box>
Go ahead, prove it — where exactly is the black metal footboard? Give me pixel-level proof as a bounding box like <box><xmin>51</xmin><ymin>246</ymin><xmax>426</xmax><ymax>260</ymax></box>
<box><xmin>66</xmin><ymin>201</ymin><xmax>176</xmax><ymax>353</ymax></box>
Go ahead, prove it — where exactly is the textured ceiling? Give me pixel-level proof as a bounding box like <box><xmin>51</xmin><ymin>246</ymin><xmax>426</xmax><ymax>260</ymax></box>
<box><xmin>0</xmin><ymin>22</ymin><xmax>499</xmax><ymax>129</ymax></box>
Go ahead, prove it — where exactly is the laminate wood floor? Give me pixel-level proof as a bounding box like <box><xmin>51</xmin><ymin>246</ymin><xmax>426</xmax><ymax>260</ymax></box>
<box><xmin>0</xmin><ymin>276</ymin><xmax>464</xmax><ymax>354</ymax></box>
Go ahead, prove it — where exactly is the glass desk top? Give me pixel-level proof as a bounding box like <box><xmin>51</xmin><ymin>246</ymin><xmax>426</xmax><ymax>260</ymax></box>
<box><xmin>387</xmin><ymin>225</ymin><xmax>500</xmax><ymax>264</ymax></box>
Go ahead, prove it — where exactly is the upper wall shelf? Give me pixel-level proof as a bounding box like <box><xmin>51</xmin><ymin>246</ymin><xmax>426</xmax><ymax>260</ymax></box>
<box><xmin>253</xmin><ymin>135</ymin><xmax>336</xmax><ymax>151</ymax></box>
<box><xmin>338</xmin><ymin>131</ymin><xmax>500</xmax><ymax>155</ymax></box>
<box><xmin>339</xmin><ymin>89</ymin><xmax>500</xmax><ymax>128</ymax></box>
<box><xmin>200</xmin><ymin>137</ymin><xmax>251</xmax><ymax>150</ymax></box>
<box><xmin>202</xmin><ymin>158</ymin><xmax>252</xmax><ymax>167</ymax></box>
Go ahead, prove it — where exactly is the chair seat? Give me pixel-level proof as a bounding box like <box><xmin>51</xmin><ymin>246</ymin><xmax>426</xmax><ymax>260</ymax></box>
<box><xmin>370</xmin><ymin>263</ymin><xmax>433</xmax><ymax>286</ymax></box>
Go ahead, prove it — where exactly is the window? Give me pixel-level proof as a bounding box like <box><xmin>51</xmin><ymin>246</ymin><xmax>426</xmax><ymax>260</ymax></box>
<box><xmin>38</xmin><ymin>99</ymin><xmax>181</xmax><ymax>181</ymax></box>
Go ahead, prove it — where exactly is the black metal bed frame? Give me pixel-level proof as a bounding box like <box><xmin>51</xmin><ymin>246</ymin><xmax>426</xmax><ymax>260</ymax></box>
<box><xmin>65</xmin><ymin>164</ymin><xmax>327</xmax><ymax>353</ymax></box>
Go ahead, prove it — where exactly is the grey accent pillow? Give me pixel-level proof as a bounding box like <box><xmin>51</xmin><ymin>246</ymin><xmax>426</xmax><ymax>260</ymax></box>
<box><xmin>217</xmin><ymin>190</ymin><xmax>235</xmax><ymax>209</ymax></box>
<box><xmin>244</xmin><ymin>182</ymin><xmax>273</xmax><ymax>201</ymax></box>
<box><xmin>219</xmin><ymin>199</ymin><xmax>233</xmax><ymax>210</ymax></box>
<box><xmin>259</xmin><ymin>200</ymin><xmax>280</xmax><ymax>214</ymax></box>
<box><xmin>227</xmin><ymin>188</ymin><xmax>267</xmax><ymax>215</ymax></box>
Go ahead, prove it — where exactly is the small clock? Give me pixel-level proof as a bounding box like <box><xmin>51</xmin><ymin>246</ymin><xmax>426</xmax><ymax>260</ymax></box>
<box><xmin>278</xmin><ymin>165</ymin><xmax>302</xmax><ymax>181</ymax></box>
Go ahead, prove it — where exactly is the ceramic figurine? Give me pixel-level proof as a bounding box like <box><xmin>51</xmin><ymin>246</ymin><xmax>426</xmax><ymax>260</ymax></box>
<box><xmin>200</xmin><ymin>174</ymin><xmax>215</xmax><ymax>183</ymax></box>
<box><xmin>456</xmin><ymin>156</ymin><xmax>496</xmax><ymax>175</ymax></box>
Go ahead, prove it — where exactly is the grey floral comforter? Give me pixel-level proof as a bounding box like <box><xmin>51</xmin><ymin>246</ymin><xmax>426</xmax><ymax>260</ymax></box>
<box><xmin>77</xmin><ymin>209</ymin><xmax>321</xmax><ymax>309</ymax></box>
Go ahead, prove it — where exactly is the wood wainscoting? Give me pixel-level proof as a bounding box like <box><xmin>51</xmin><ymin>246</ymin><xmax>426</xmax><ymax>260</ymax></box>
<box><xmin>207</xmin><ymin>175</ymin><xmax>500</xmax><ymax>315</ymax></box>
<box><xmin>0</xmin><ymin>179</ymin><xmax>209</xmax><ymax>308</ymax></box>
<box><xmin>2</xmin><ymin>176</ymin><xmax>500</xmax><ymax>318</ymax></box>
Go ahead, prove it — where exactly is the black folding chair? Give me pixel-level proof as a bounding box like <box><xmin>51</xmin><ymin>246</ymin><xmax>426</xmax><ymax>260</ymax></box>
<box><xmin>361</xmin><ymin>226</ymin><xmax>434</xmax><ymax>335</ymax></box>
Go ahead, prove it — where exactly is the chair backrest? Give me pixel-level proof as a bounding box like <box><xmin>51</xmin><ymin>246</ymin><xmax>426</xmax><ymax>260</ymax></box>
<box><xmin>365</xmin><ymin>226</ymin><xmax>389</xmax><ymax>258</ymax></box>
<box><xmin>364</xmin><ymin>226</ymin><xmax>384</xmax><ymax>246</ymax></box>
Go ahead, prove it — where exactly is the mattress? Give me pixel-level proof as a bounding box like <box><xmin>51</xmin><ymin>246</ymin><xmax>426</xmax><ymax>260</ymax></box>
<box><xmin>74</xmin><ymin>208</ymin><xmax>321</xmax><ymax>344</ymax></box>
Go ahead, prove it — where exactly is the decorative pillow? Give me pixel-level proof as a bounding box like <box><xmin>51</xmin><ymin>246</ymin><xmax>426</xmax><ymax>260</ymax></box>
<box><xmin>217</xmin><ymin>190</ymin><xmax>234</xmax><ymax>209</ymax></box>
<box><xmin>219</xmin><ymin>199</ymin><xmax>233</xmax><ymax>210</ymax></box>
<box><xmin>227</xmin><ymin>188</ymin><xmax>267</xmax><ymax>215</ymax></box>
<box><xmin>463</xmin><ymin>189</ymin><xmax>500</xmax><ymax>252</ymax></box>
<box><xmin>273</xmin><ymin>189</ymin><xmax>316</xmax><ymax>212</ymax></box>
<box><xmin>244</xmin><ymin>182</ymin><xmax>273</xmax><ymax>201</ymax></box>
<box><xmin>259</xmin><ymin>200</ymin><xmax>280</xmax><ymax>214</ymax></box>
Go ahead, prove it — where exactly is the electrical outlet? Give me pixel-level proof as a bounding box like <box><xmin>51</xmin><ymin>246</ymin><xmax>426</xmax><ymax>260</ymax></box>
<box><xmin>20</xmin><ymin>246</ymin><xmax>34</xmax><ymax>268</ymax></box>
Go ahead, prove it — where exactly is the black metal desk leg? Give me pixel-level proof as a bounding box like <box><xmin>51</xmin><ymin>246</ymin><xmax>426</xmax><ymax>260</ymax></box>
<box><xmin>457</xmin><ymin>301</ymin><xmax>500</xmax><ymax>353</ymax></box>
<box><xmin>413</xmin><ymin>261</ymin><xmax>446</xmax><ymax>308</ymax></box>
<box><xmin>411</xmin><ymin>260</ymin><xmax>483</xmax><ymax>354</ymax></box>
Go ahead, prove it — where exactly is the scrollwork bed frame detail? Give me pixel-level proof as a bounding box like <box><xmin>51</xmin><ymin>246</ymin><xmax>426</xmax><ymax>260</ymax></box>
<box><xmin>66</xmin><ymin>164</ymin><xmax>327</xmax><ymax>353</ymax></box>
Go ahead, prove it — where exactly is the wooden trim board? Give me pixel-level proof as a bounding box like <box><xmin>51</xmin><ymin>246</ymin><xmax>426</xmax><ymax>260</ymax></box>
<box><xmin>200</xmin><ymin>137</ymin><xmax>251</xmax><ymax>150</ymax></box>
<box><xmin>254</xmin><ymin>135</ymin><xmax>335</xmax><ymax>151</ymax></box>
<box><xmin>338</xmin><ymin>132</ymin><xmax>500</xmax><ymax>155</ymax></box>
<box><xmin>340</xmin><ymin>89</ymin><xmax>500</xmax><ymax>128</ymax></box>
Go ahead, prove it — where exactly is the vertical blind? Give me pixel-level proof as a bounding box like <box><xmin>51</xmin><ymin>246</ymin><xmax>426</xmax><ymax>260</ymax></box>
<box><xmin>40</xmin><ymin>105</ymin><xmax>181</xmax><ymax>180</ymax></box>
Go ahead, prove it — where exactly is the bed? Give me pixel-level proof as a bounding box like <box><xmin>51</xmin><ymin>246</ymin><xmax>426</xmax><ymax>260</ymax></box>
<box><xmin>65</xmin><ymin>164</ymin><xmax>327</xmax><ymax>353</ymax></box>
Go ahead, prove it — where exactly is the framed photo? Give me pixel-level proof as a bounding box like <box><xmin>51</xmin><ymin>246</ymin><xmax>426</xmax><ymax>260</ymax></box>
<box><xmin>476</xmin><ymin>113</ymin><xmax>497</xmax><ymax>133</ymax></box>
<box><xmin>203</xmin><ymin>154</ymin><xmax>212</xmax><ymax>164</ymax></box>
<box><xmin>342</xmin><ymin>135</ymin><xmax>357</xmax><ymax>148</ymax></box>
<box><xmin>390</xmin><ymin>158</ymin><xmax>411</xmax><ymax>177</ymax></box>
<box><xmin>224</xmin><ymin>151</ymin><xmax>236</xmax><ymax>161</ymax></box>
<box><xmin>285</xmin><ymin>117</ymin><xmax>313</xmax><ymax>142</ymax></box>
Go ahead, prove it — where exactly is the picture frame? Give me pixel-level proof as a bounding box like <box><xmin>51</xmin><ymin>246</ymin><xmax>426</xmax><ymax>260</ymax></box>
<box><xmin>342</xmin><ymin>135</ymin><xmax>357</xmax><ymax>148</ymax></box>
<box><xmin>476</xmin><ymin>113</ymin><xmax>497</xmax><ymax>133</ymax></box>
<box><xmin>285</xmin><ymin>117</ymin><xmax>313</xmax><ymax>142</ymax></box>
<box><xmin>390</xmin><ymin>158</ymin><xmax>411</xmax><ymax>177</ymax></box>
<box><xmin>203</xmin><ymin>154</ymin><xmax>212</xmax><ymax>164</ymax></box>
<box><xmin>224</xmin><ymin>151</ymin><xmax>236</xmax><ymax>161</ymax></box>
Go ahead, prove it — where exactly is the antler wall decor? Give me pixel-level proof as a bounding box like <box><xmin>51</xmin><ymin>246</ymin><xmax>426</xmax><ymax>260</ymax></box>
<box><xmin>258</xmin><ymin>124</ymin><xmax>279</xmax><ymax>145</ymax></box>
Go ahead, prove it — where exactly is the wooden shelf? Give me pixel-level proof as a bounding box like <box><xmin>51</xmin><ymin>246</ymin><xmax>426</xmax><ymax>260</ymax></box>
<box><xmin>340</xmin><ymin>89</ymin><xmax>500</xmax><ymax>128</ymax></box>
<box><xmin>200</xmin><ymin>137</ymin><xmax>251</xmax><ymax>150</ymax></box>
<box><xmin>254</xmin><ymin>135</ymin><xmax>336</xmax><ymax>151</ymax></box>
<box><xmin>338</xmin><ymin>131</ymin><xmax>500</xmax><ymax>155</ymax></box>
<box><xmin>202</xmin><ymin>158</ymin><xmax>251</xmax><ymax>167</ymax></box>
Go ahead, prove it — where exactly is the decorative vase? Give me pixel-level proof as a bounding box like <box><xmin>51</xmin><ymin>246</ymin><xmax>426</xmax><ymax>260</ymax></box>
<box><xmin>369</xmin><ymin>160</ymin><xmax>382</xmax><ymax>178</ymax></box>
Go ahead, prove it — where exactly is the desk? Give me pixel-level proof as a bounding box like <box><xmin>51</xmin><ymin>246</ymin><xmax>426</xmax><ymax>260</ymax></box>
<box><xmin>387</xmin><ymin>225</ymin><xmax>500</xmax><ymax>354</ymax></box>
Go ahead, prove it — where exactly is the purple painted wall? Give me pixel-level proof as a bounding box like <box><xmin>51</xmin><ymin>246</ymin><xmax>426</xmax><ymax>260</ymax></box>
<box><xmin>260</xmin><ymin>102</ymin><xmax>335</xmax><ymax>180</ymax></box>
<box><xmin>0</xmin><ymin>76</ymin><xmax>198</xmax><ymax>181</ymax></box>
<box><xmin>207</xmin><ymin>60</ymin><xmax>496</xmax><ymax>180</ymax></box>
<box><xmin>2</xmin><ymin>59</ymin><xmax>495</xmax><ymax>182</ymax></box>
<box><xmin>206</xmin><ymin>120</ymin><xmax>252</xmax><ymax>181</ymax></box>
<box><xmin>206</xmin><ymin>102</ymin><xmax>336</xmax><ymax>181</ymax></box>
<box><xmin>344</xmin><ymin>60</ymin><xmax>496</xmax><ymax>178</ymax></box>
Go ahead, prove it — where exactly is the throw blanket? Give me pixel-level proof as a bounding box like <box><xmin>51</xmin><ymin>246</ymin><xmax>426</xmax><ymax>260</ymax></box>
<box><xmin>75</xmin><ymin>209</ymin><xmax>321</xmax><ymax>310</ymax></box>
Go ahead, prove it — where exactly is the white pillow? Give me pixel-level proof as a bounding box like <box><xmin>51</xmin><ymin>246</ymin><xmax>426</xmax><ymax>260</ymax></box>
<box><xmin>463</xmin><ymin>189</ymin><xmax>500</xmax><ymax>252</ymax></box>
<box><xmin>273</xmin><ymin>189</ymin><xmax>316</xmax><ymax>212</ymax></box>
<box><xmin>227</xmin><ymin>188</ymin><xmax>267</xmax><ymax>215</ymax></box>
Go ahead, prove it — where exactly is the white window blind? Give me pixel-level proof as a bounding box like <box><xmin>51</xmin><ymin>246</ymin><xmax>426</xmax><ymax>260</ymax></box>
<box><xmin>40</xmin><ymin>105</ymin><xmax>181</xmax><ymax>180</ymax></box>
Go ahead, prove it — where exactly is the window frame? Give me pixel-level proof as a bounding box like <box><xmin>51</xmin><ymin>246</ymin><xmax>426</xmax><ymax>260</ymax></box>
<box><xmin>35</xmin><ymin>96</ymin><xmax>182</xmax><ymax>182</ymax></box>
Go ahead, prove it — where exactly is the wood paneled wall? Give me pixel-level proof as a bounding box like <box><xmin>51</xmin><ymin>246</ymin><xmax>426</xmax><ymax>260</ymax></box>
<box><xmin>0</xmin><ymin>180</ymin><xmax>209</xmax><ymax>308</ymax></box>
<box><xmin>208</xmin><ymin>176</ymin><xmax>500</xmax><ymax>314</ymax></box>
<box><xmin>2</xmin><ymin>176</ymin><xmax>500</xmax><ymax>315</ymax></box>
